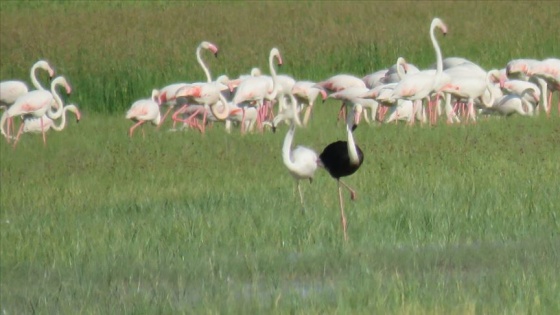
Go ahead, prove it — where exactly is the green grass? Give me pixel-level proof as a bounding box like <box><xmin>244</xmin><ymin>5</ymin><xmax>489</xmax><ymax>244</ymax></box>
<box><xmin>1</xmin><ymin>2</ymin><xmax>560</xmax><ymax>314</ymax></box>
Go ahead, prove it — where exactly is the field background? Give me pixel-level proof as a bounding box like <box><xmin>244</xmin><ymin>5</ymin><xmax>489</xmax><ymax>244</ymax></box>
<box><xmin>1</xmin><ymin>1</ymin><xmax>560</xmax><ymax>314</ymax></box>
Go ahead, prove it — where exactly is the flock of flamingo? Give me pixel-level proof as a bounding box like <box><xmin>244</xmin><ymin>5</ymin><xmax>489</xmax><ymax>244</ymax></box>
<box><xmin>1</xmin><ymin>17</ymin><xmax>558</xmax><ymax>240</ymax></box>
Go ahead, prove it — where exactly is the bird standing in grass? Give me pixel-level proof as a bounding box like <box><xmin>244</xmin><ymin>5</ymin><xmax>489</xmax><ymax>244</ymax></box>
<box><xmin>319</xmin><ymin>104</ymin><xmax>364</xmax><ymax>241</ymax></box>
<box><xmin>282</xmin><ymin>119</ymin><xmax>318</xmax><ymax>211</ymax></box>
<box><xmin>126</xmin><ymin>89</ymin><xmax>161</xmax><ymax>138</ymax></box>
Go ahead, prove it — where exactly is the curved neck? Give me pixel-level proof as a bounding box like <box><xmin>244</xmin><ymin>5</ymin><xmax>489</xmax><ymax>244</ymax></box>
<box><xmin>267</xmin><ymin>51</ymin><xmax>280</xmax><ymax>100</ymax></box>
<box><xmin>51</xmin><ymin>107</ymin><xmax>69</xmax><ymax>131</ymax></box>
<box><xmin>47</xmin><ymin>79</ymin><xmax>65</xmax><ymax>119</ymax></box>
<box><xmin>396</xmin><ymin>57</ymin><xmax>407</xmax><ymax>80</ymax></box>
<box><xmin>431</xmin><ymin>23</ymin><xmax>443</xmax><ymax>89</ymax></box>
<box><xmin>282</xmin><ymin>123</ymin><xmax>297</xmax><ymax>170</ymax></box>
<box><xmin>209</xmin><ymin>93</ymin><xmax>230</xmax><ymax>120</ymax></box>
<box><xmin>197</xmin><ymin>45</ymin><xmax>212</xmax><ymax>83</ymax></box>
<box><xmin>536</xmin><ymin>77</ymin><xmax>548</xmax><ymax>110</ymax></box>
<box><xmin>345</xmin><ymin>106</ymin><xmax>360</xmax><ymax>165</ymax></box>
<box><xmin>482</xmin><ymin>71</ymin><xmax>496</xmax><ymax>107</ymax></box>
<box><xmin>30</xmin><ymin>63</ymin><xmax>47</xmax><ymax>90</ymax></box>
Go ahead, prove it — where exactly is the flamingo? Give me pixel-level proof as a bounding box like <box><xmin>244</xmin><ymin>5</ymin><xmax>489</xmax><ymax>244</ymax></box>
<box><xmin>126</xmin><ymin>89</ymin><xmax>161</xmax><ymax>138</ymax></box>
<box><xmin>362</xmin><ymin>69</ymin><xmax>388</xmax><ymax>89</ymax></box>
<box><xmin>0</xmin><ymin>60</ymin><xmax>55</xmax><ymax>106</ymax></box>
<box><xmin>500</xmin><ymin>79</ymin><xmax>541</xmax><ymax>114</ymax></box>
<box><xmin>281</xmin><ymin>120</ymin><xmax>318</xmax><ymax>210</ymax></box>
<box><xmin>1</xmin><ymin>76</ymin><xmax>71</xmax><ymax>147</ymax></box>
<box><xmin>318</xmin><ymin>104</ymin><xmax>364</xmax><ymax>241</ymax></box>
<box><xmin>439</xmin><ymin>68</ymin><xmax>496</xmax><ymax>123</ymax></box>
<box><xmin>382</xmin><ymin>57</ymin><xmax>419</xmax><ymax>84</ymax></box>
<box><xmin>315</xmin><ymin>74</ymin><xmax>367</xmax><ymax>123</ymax></box>
<box><xmin>158</xmin><ymin>41</ymin><xmax>219</xmax><ymax>127</ymax></box>
<box><xmin>481</xmin><ymin>87</ymin><xmax>538</xmax><ymax>117</ymax></box>
<box><xmin>390</xmin><ymin>18</ymin><xmax>448</xmax><ymax>125</ymax></box>
<box><xmin>172</xmin><ymin>84</ymin><xmax>230</xmax><ymax>133</ymax></box>
<box><xmin>329</xmin><ymin>87</ymin><xmax>379</xmax><ymax>125</ymax></box>
<box><xmin>232</xmin><ymin>48</ymin><xmax>282</xmax><ymax>134</ymax></box>
<box><xmin>384</xmin><ymin>99</ymin><xmax>416</xmax><ymax>124</ymax></box>
<box><xmin>21</xmin><ymin>104</ymin><xmax>81</xmax><ymax>136</ymax></box>
<box><xmin>527</xmin><ymin>58</ymin><xmax>560</xmax><ymax>115</ymax></box>
<box><xmin>291</xmin><ymin>81</ymin><xmax>327</xmax><ymax>127</ymax></box>
<box><xmin>316</xmin><ymin>74</ymin><xmax>366</xmax><ymax>93</ymax></box>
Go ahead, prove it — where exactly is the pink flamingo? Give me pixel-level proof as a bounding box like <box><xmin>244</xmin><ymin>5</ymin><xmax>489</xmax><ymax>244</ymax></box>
<box><xmin>315</xmin><ymin>74</ymin><xmax>367</xmax><ymax>123</ymax></box>
<box><xmin>362</xmin><ymin>69</ymin><xmax>388</xmax><ymax>89</ymax></box>
<box><xmin>126</xmin><ymin>89</ymin><xmax>161</xmax><ymax>138</ymax></box>
<box><xmin>291</xmin><ymin>81</ymin><xmax>328</xmax><ymax>126</ymax></box>
<box><xmin>232</xmin><ymin>48</ymin><xmax>283</xmax><ymax>134</ymax></box>
<box><xmin>527</xmin><ymin>58</ymin><xmax>560</xmax><ymax>115</ymax></box>
<box><xmin>382</xmin><ymin>57</ymin><xmax>419</xmax><ymax>84</ymax></box>
<box><xmin>158</xmin><ymin>41</ymin><xmax>219</xmax><ymax>127</ymax></box>
<box><xmin>172</xmin><ymin>84</ymin><xmax>230</xmax><ymax>133</ymax></box>
<box><xmin>390</xmin><ymin>18</ymin><xmax>448</xmax><ymax>125</ymax></box>
<box><xmin>1</xmin><ymin>76</ymin><xmax>71</xmax><ymax>147</ymax></box>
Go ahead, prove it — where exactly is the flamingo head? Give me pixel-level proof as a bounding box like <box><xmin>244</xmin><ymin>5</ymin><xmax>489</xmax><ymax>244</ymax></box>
<box><xmin>37</xmin><ymin>60</ymin><xmax>55</xmax><ymax>78</ymax></box>
<box><xmin>201</xmin><ymin>41</ymin><xmax>219</xmax><ymax>57</ymax></box>
<box><xmin>250</xmin><ymin>67</ymin><xmax>262</xmax><ymax>76</ymax></box>
<box><xmin>270</xmin><ymin>48</ymin><xmax>283</xmax><ymax>67</ymax></box>
<box><xmin>74</xmin><ymin>107</ymin><xmax>82</xmax><ymax>122</ymax></box>
<box><xmin>227</xmin><ymin>79</ymin><xmax>240</xmax><ymax>92</ymax></box>
<box><xmin>151</xmin><ymin>89</ymin><xmax>161</xmax><ymax>105</ymax></box>
<box><xmin>319</xmin><ymin>89</ymin><xmax>328</xmax><ymax>103</ymax></box>
<box><xmin>431</xmin><ymin>17</ymin><xmax>448</xmax><ymax>36</ymax></box>
<box><xmin>158</xmin><ymin>91</ymin><xmax>168</xmax><ymax>104</ymax></box>
<box><xmin>56</xmin><ymin>76</ymin><xmax>72</xmax><ymax>95</ymax></box>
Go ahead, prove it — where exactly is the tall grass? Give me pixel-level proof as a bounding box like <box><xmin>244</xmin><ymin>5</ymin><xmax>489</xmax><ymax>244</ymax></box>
<box><xmin>1</xmin><ymin>2</ymin><xmax>560</xmax><ymax>314</ymax></box>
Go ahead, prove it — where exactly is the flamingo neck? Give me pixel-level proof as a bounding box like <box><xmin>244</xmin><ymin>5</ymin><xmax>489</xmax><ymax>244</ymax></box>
<box><xmin>282</xmin><ymin>123</ymin><xmax>297</xmax><ymax>171</ymax></box>
<box><xmin>482</xmin><ymin>71</ymin><xmax>497</xmax><ymax>107</ymax></box>
<box><xmin>396</xmin><ymin>57</ymin><xmax>407</xmax><ymax>80</ymax></box>
<box><xmin>30</xmin><ymin>63</ymin><xmax>47</xmax><ymax>91</ymax></box>
<box><xmin>47</xmin><ymin>79</ymin><xmax>65</xmax><ymax>119</ymax></box>
<box><xmin>431</xmin><ymin>23</ymin><xmax>443</xmax><ymax>90</ymax></box>
<box><xmin>535</xmin><ymin>77</ymin><xmax>548</xmax><ymax>111</ymax></box>
<box><xmin>197</xmin><ymin>45</ymin><xmax>213</xmax><ymax>83</ymax></box>
<box><xmin>345</xmin><ymin>106</ymin><xmax>360</xmax><ymax>165</ymax></box>
<box><xmin>209</xmin><ymin>93</ymin><xmax>230</xmax><ymax>120</ymax></box>
<box><xmin>267</xmin><ymin>52</ymin><xmax>280</xmax><ymax>100</ymax></box>
<box><xmin>51</xmin><ymin>106</ymin><xmax>69</xmax><ymax>131</ymax></box>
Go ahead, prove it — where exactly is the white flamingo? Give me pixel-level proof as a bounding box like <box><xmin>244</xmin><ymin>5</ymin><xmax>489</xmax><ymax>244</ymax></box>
<box><xmin>126</xmin><ymin>89</ymin><xmax>161</xmax><ymax>138</ymax></box>
<box><xmin>0</xmin><ymin>60</ymin><xmax>55</xmax><ymax>106</ymax></box>
<box><xmin>21</xmin><ymin>104</ymin><xmax>81</xmax><ymax>135</ymax></box>
<box><xmin>282</xmin><ymin>119</ymin><xmax>318</xmax><ymax>210</ymax></box>
<box><xmin>1</xmin><ymin>76</ymin><xmax>71</xmax><ymax>147</ymax></box>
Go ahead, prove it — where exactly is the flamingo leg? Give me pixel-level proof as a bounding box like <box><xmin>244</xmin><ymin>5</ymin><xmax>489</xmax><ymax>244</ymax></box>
<box><xmin>240</xmin><ymin>108</ymin><xmax>247</xmax><ymax>134</ymax></box>
<box><xmin>337</xmin><ymin>103</ymin><xmax>346</xmax><ymax>124</ymax></box>
<box><xmin>6</xmin><ymin>116</ymin><xmax>12</xmax><ymax>143</ymax></box>
<box><xmin>297</xmin><ymin>180</ymin><xmax>306</xmax><ymax>213</ymax></box>
<box><xmin>12</xmin><ymin>121</ymin><xmax>25</xmax><ymax>148</ymax></box>
<box><xmin>129</xmin><ymin>120</ymin><xmax>146</xmax><ymax>138</ymax></box>
<box><xmin>337</xmin><ymin>180</ymin><xmax>348</xmax><ymax>242</ymax></box>
<box><xmin>158</xmin><ymin>105</ymin><xmax>174</xmax><ymax>129</ymax></box>
<box><xmin>41</xmin><ymin>117</ymin><xmax>47</xmax><ymax>146</ymax></box>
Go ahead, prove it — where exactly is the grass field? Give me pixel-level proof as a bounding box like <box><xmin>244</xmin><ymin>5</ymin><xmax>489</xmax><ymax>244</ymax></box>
<box><xmin>1</xmin><ymin>2</ymin><xmax>560</xmax><ymax>314</ymax></box>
